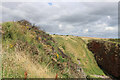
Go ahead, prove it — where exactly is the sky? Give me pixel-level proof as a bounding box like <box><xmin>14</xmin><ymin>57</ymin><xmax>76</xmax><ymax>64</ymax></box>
<box><xmin>1</xmin><ymin>1</ymin><xmax>119</xmax><ymax>38</ymax></box>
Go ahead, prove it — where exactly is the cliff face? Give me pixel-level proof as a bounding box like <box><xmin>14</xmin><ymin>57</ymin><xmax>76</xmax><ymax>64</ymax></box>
<box><xmin>87</xmin><ymin>40</ymin><xmax>120</xmax><ymax>79</ymax></box>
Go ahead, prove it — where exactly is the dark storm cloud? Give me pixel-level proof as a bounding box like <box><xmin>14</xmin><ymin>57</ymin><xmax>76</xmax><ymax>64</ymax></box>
<box><xmin>1</xmin><ymin>2</ymin><xmax>118</xmax><ymax>38</ymax></box>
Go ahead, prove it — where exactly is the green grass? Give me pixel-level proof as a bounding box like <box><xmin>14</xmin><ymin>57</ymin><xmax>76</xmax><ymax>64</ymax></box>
<box><xmin>2</xmin><ymin>21</ymin><xmax>57</xmax><ymax>78</ymax></box>
<box><xmin>2</xmin><ymin>21</ymin><xmax>107</xmax><ymax>78</ymax></box>
<box><xmin>52</xmin><ymin>35</ymin><xmax>106</xmax><ymax>78</ymax></box>
<box><xmin>2</xmin><ymin>21</ymin><xmax>77</xmax><ymax>78</ymax></box>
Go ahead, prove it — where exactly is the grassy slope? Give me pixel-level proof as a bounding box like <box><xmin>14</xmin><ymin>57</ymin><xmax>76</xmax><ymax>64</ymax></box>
<box><xmin>52</xmin><ymin>35</ymin><xmax>106</xmax><ymax>77</ymax></box>
<box><xmin>2</xmin><ymin>21</ymin><xmax>86</xmax><ymax>78</ymax></box>
<box><xmin>2</xmin><ymin>51</ymin><xmax>56</xmax><ymax>78</ymax></box>
<box><xmin>2</xmin><ymin>22</ymin><xmax>56</xmax><ymax>78</ymax></box>
<box><xmin>2</xmin><ymin>21</ymin><xmax>109</xmax><ymax>78</ymax></box>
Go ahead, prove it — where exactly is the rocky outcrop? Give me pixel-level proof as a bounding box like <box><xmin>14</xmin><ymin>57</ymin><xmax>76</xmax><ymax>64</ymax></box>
<box><xmin>87</xmin><ymin>40</ymin><xmax>120</xmax><ymax>79</ymax></box>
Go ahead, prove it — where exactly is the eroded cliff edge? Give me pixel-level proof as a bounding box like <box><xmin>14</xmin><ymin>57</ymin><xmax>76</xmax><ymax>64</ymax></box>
<box><xmin>87</xmin><ymin>40</ymin><xmax>120</xmax><ymax>79</ymax></box>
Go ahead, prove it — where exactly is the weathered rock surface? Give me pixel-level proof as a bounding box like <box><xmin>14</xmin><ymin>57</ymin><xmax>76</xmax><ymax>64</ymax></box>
<box><xmin>87</xmin><ymin>40</ymin><xmax>120</xmax><ymax>79</ymax></box>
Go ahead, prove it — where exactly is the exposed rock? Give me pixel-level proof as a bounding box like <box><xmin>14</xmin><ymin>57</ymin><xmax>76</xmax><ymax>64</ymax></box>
<box><xmin>87</xmin><ymin>40</ymin><xmax>120</xmax><ymax>79</ymax></box>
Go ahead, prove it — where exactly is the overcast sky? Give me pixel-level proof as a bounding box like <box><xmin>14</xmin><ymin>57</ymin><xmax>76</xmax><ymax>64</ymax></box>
<box><xmin>1</xmin><ymin>2</ymin><xmax>119</xmax><ymax>38</ymax></box>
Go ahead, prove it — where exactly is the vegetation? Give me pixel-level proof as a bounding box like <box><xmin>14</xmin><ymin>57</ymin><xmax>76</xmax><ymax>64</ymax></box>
<box><xmin>2</xmin><ymin>21</ymin><xmax>61</xmax><ymax>78</ymax></box>
<box><xmin>52</xmin><ymin>35</ymin><xmax>106</xmax><ymax>78</ymax></box>
<box><xmin>1</xmin><ymin>20</ymin><xmax>108</xmax><ymax>78</ymax></box>
<box><xmin>108</xmin><ymin>38</ymin><xmax>120</xmax><ymax>43</ymax></box>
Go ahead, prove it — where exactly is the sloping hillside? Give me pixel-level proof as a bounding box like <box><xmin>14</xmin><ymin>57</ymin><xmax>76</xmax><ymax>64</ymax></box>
<box><xmin>2</xmin><ymin>20</ymin><xmax>86</xmax><ymax>78</ymax></box>
<box><xmin>2</xmin><ymin>20</ymin><xmax>112</xmax><ymax>79</ymax></box>
<box><xmin>52</xmin><ymin>35</ymin><xmax>107</xmax><ymax>78</ymax></box>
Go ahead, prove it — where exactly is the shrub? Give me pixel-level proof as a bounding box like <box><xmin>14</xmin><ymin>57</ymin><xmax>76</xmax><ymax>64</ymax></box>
<box><xmin>62</xmin><ymin>45</ymin><xmax>65</xmax><ymax>50</ymax></box>
<box><xmin>38</xmin><ymin>44</ymin><xmax>43</xmax><ymax>49</ymax></box>
<box><xmin>46</xmin><ymin>40</ymin><xmax>52</xmax><ymax>45</ymax></box>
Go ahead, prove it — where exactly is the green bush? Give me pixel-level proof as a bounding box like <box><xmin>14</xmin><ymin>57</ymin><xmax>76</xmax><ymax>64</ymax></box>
<box><xmin>38</xmin><ymin>43</ymin><xmax>43</xmax><ymax>49</ymax></box>
<box><xmin>62</xmin><ymin>45</ymin><xmax>65</xmax><ymax>50</ymax></box>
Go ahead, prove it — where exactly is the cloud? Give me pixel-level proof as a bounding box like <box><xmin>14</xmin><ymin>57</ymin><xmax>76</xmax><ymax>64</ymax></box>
<box><xmin>1</xmin><ymin>2</ymin><xmax>118</xmax><ymax>38</ymax></box>
<box><xmin>83</xmin><ymin>29</ymin><xmax>89</xmax><ymax>33</ymax></box>
<box><xmin>59</xmin><ymin>24</ymin><xmax>62</xmax><ymax>29</ymax></box>
<box><xmin>2</xmin><ymin>0</ymin><xmax>120</xmax><ymax>2</ymax></box>
<box><xmin>107</xmin><ymin>16</ymin><xmax>111</xmax><ymax>19</ymax></box>
<box><xmin>105</xmin><ymin>27</ymin><xmax>115</xmax><ymax>31</ymax></box>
